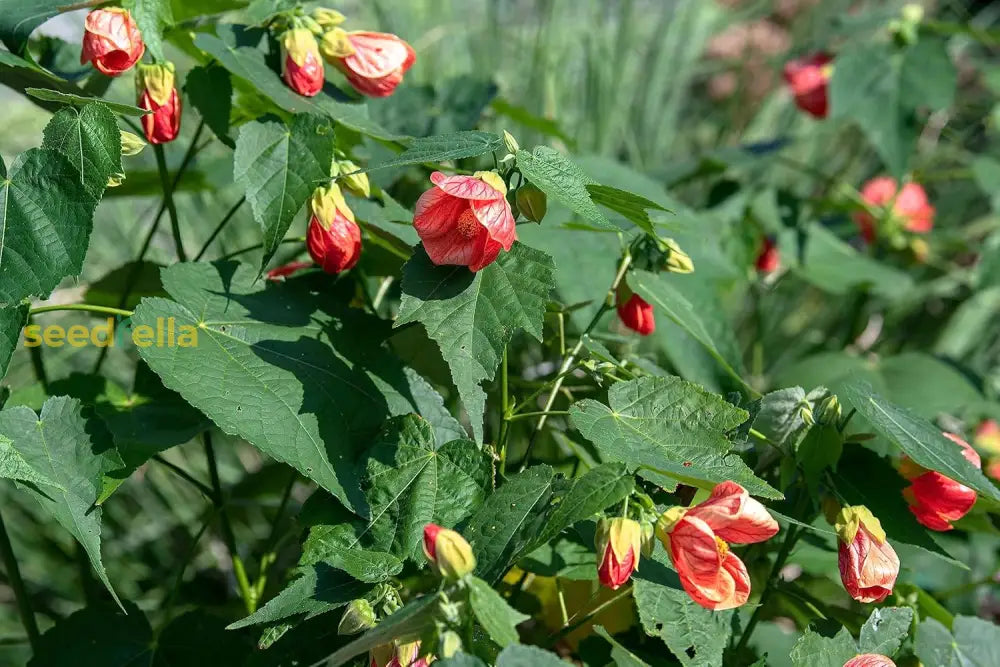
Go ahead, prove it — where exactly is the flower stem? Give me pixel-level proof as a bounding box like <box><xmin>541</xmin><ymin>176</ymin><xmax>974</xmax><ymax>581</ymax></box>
<box><xmin>546</xmin><ymin>584</ymin><xmax>633</xmax><ymax>646</ymax></box>
<box><xmin>29</xmin><ymin>303</ymin><xmax>133</xmax><ymax>318</ymax></box>
<box><xmin>154</xmin><ymin>143</ymin><xmax>187</xmax><ymax>262</ymax></box>
<box><xmin>194</xmin><ymin>196</ymin><xmax>247</xmax><ymax>261</ymax></box>
<box><xmin>152</xmin><ymin>454</ymin><xmax>214</xmax><ymax>499</ymax></box>
<box><xmin>0</xmin><ymin>509</ymin><xmax>39</xmax><ymax>651</ymax></box>
<box><xmin>498</xmin><ymin>345</ymin><xmax>511</xmax><ymax>475</ymax></box>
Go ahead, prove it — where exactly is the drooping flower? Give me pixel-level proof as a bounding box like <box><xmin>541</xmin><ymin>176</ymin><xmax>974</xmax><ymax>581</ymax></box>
<box><xmin>80</xmin><ymin>8</ymin><xmax>145</xmax><ymax>76</ymax></box>
<box><xmin>843</xmin><ymin>655</ymin><xmax>896</xmax><ymax>667</ymax></box>
<box><xmin>413</xmin><ymin>171</ymin><xmax>516</xmax><ymax>272</ymax></box>
<box><xmin>755</xmin><ymin>237</ymin><xmax>780</xmax><ymax>273</ymax></box>
<box><xmin>321</xmin><ymin>29</ymin><xmax>415</xmax><ymax>97</ymax></box>
<box><xmin>657</xmin><ymin>481</ymin><xmax>779</xmax><ymax>610</ymax></box>
<box><xmin>281</xmin><ymin>28</ymin><xmax>324</xmax><ymax>97</ymax></box>
<box><xmin>901</xmin><ymin>433</ymin><xmax>981</xmax><ymax>531</ymax></box>
<box><xmin>834</xmin><ymin>506</ymin><xmax>899</xmax><ymax>603</ymax></box>
<box><xmin>422</xmin><ymin>523</ymin><xmax>476</xmax><ymax>579</ymax></box>
<box><xmin>306</xmin><ymin>184</ymin><xmax>362</xmax><ymax>274</ymax></box>
<box><xmin>783</xmin><ymin>52</ymin><xmax>832</xmax><ymax>118</ymax></box>
<box><xmin>854</xmin><ymin>177</ymin><xmax>935</xmax><ymax>243</ymax></box>
<box><xmin>594</xmin><ymin>517</ymin><xmax>642</xmax><ymax>590</ymax></box>
<box><xmin>136</xmin><ymin>62</ymin><xmax>182</xmax><ymax>144</ymax></box>
<box><xmin>616</xmin><ymin>285</ymin><xmax>655</xmax><ymax>336</ymax></box>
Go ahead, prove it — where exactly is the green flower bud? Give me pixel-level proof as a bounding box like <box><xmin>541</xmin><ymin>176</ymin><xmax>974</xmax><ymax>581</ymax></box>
<box><xmin>119</xmin><ymin>130</ymin><xmax>146</xmax><ymax>157</ymax></box>
<box><xmin>503</xmin><ymin>129</ymin><xmax>519</xmax><ymax>154</ymax></box>
<box><xmin>439</xmin><ymin>629</ymin><xmax>463</xmax><ymax>658</ymax></box>
<box><xmin>640</xmin><ymin>521</ymin><xmax>655</xmax><ymax>558</ymax></box>
<box><xmin>313</xmin><ymin>8</ymin><xmax>346</xmax><ymax>31</ymax></box>
<box><xmin>335</xmin><ymin>159</ymin><xmax>371</xmax><ymax>199</ymax></box>
<box><xmin>338</xmin><ymin>598</ymin><xmax>376</xmax><ymax>635</ymax></box>
<box><xmin>423</xmin><ymin>524</ymin><xmax>476</xmax><ymax>579</ymax></box>
<box><xmin>516</xmin><ymin>184</ymin><xmax>547</xmax><ymax>223</ymax></box>
<box><xmin>816</xmin><ymin>395</ymin><xmax>842</xmax><ymax>426</ymax></box>
<box><xmin>660</xmin><ymin>237</ymin><xmax>694</xmax><ymax>274</ymax></box>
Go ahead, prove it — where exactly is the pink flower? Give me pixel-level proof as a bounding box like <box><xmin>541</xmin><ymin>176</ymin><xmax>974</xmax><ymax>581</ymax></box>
<box><xmin>835</xmin><ymin>506</ymin><xmax>899</xmax><ymax>603</ymax></box>
<box><xmin>281</xmin><ymin>29</ymin><xmax>324</xmax><ymax>97</ymax></box>
<box><xmin>80</xmin><ymin>8</ymin><xmax>145</xmax><ymax>76</ymax></box>
<box><xmin>413</xmin><ymin>171</ymin><xmax>516</xmax><ymax>272</ymax></box>
<box><xmin>783</xmin><ymin>52</ymin><xmax>832</xmax><ymax>118</ymax></box>
<box><xmin>323</xmin><ymin>30</ymin><xmax>415</xmax><ymax>97</ymax></box>
<box><xmin>901</xmin><ymin>433</ymin><xmax>980</xmax><ymax>531</ymax></box>
<box><xmin>616</xmin><ymin>287</ymin><xmax>655</xmax><ymax>336</ymax></box>
<box><xmin>595</xmin><ymin>517</ymin><xmax>642</xmax><ymax>590</ymax></box>
<box><xmin>657</xmin><ymin>481</ymin><xmax>779</xmax><ymax>610</ymax></box>
<box><xmin>844</xmin><ymin>655</ymin><xmax>896</xmax><ymax>667</ymax></box>
<box><xmin>755</xmin><ymin>237</ymin><xmax>780</xmax><ymax>273</ymax></box>
<box><xmin>136</xmin><ymin>63</ymin><xmax>181</xmax><ymax>144</ymax></box>
<box><xmin>854</xmin><ymin>177</ymin><xmax>935</xmax><ymax>243</ymax></box>
<box><xmin>306</xmin><ymin>184</ymin><xmax>362</xmax><ymax>274</ymax></box>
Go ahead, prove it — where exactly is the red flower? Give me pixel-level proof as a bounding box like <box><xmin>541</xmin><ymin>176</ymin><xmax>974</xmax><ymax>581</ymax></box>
<box><xmin>322</xmin><ymin>30</ymin><xmax>415</xmax><ymax>97</ymax></box>
<box><xmin>306</xmin><ymin>184</ymin><xmax>362</xmax><ymax>274</ymax></box>
<box><xmin>594</xmin><ymin>517</ymin><xmax>642</xmax><ymax>590</ymax></box>
<box><xmin>616</xmin><ymin>287</ymin><xmax>655</xmax><ymax>336</ymax></box>
<box><xmin>657</xmin><ymin>481</ymin><xmax>779</xmax><ymax>610</ymax></box>
<box><xmin>136</xmin><ymin>63</ymin><xmax>181</xmax><ymax>144</ymax></box>
<box><xmin>835</xmin><ymin>506</ymin><xmax>899</xmax><ymax>603</ymax></box>
<box><xmin>844</xmin><ymin>655</ymin><xmax>896</xmax><ymax>667</ymax></box>
<box><xmin>266</xmin><ymin>260</ymin><xmax>312</xmax><ymax>281</ymax></box>
<box><xmin>854</xmin><ymin>177</ymin><xmax>935</xmax><ymax>243</ymax></box>
<box><xmin>901</xmin><ymin>432</ymin><xmax>980</xmax><ymax>531</ymax></box>
<box><xmin>413</xmin><ymin>171</ymin><xmax>516</xmax><ymax>272</ymax></box>
<box><xmin>281</xmin><ymin>29</ymin><xmax>324</xmax><ymax>97</ymax></box>
<box><xmin>80</xmin><ymin>8</ymin><xmax>144</xmax><ymax>76</ymax></box>
<box><xmin>783</xmin><ymin>52</ymin><xmax>832</xmax><ymax>118</ymax></box>
<box><xmin>755</xmin><ymin>237</ymin><xmax>780</xmax><ymax>273</ymax></box>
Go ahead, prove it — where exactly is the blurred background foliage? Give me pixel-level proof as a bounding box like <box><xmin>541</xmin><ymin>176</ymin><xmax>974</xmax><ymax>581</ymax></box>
<box><xmin>3</xmin><ymin>0</ymin><xmax>1000</xmax><ymax>664</ymax></box>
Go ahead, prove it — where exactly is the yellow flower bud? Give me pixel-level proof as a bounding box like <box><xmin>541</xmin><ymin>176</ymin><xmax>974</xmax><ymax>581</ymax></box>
<box><xmin>422</xmin><ymin>524</ymin><xmax>476</xmax><ymax>579</ymax></box>
<box><xmin>336</xmin><ymin>159</ymin><xmax>370</xmax><ymax>199</ymax></box>
<box><xmin>119</xmin><ymin>130</ymin><xmax>146</xmax><ymax>157</ymax></box>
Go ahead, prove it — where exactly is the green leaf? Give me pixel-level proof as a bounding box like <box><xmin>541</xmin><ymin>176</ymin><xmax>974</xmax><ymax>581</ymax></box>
<box><xmin>0</xmin><ymin>302</ymin><xmax>28</xmax><ymax>378</ymax></box>
<box><xmin>42</xmin><ymin>102</ymin><xmax>122</xmax><ymax>200</ymax></box>
<box><xmin>466</xmin><ymin>575</ymin><xmax>529</xmax><ymax>647</ymax></box>
<box><xmin>587</xmin><ymin>184</ymin><xmax>668</xmax><ymax>236</ymax></box>
<box><xmin>859</xmin><ymin>607</ymin><xmax>913</xmax><ymax>657</ymax></box>
<box><xmin>532</xmin><ymin>462</ymin><xmax>634</xmax><ymax>547</ymax></box>
<box><xmin>184</xmin><ymin>64</ymin><xmax>234</xmax><ymax>147</ymax></box>
<box><xmin>595</xmin><ymin>626</ymin><xmax>650</xmax><ymax>667</ymax></box>
<box><xmin>629</xmin><ymin>270</ymin><xmax>747</xmax><ymax>387</ymax></box>
<box><xmin>633</xmin><ymin>576</ymin><xmax>733</xmax><ymax>667</ymax></box>
<box><xmin>570</xmin><ymin>376</ymin><xmax>780</xmax><ymax>498</ymax></box>
<box><xmin>753</xmin><ymin>387</ymin><xmax>810</xmax><ymax>449</ymax></box>
<box><xmin>841</xmin><ymin>381</ymin><xmax>1000</xmax><ymax>502</ymax></box>
<box><xmin>0</xmin><ymin>1</ymin><xmax>64</xmax><ymax>52</ymax></box>
<box><xmin>321</xmin><ymin>595</ymin><xmax>438</xmax><ymax>667</ymax></box>
<box><xmin>364</xmin><ymin>131</ymin><xmax>503</xmax><ymax>172</ymax></box>
<box><xmin>25</xmin><ymin>88</ymin><xmax>149</xmax><ymax>116</ymax></box>
<box><xmin>233</xmin><ymin>113</ymin><xmax>335</xmax><ymax>269</ymax></box>
<box><xmin>194</xmin><ymin>32</ymin><xmax>399</xmax><ymax>140</ymax></box>
<box><xmin>28</xmin><ymin>601</ymin><xmax>152</xmax><ymax>667</ymax></box>
<box><xmin>436</xmin><ymin>654</ymin><xmax>488</xmax><ymax>667</ymax></box>
<box><xmin>496</xmin><ymin>645</ymin><xmax>568</xmax><ymax>667</ymax></box>
<box><xmin>462</xmin><ymin>465</ymin><xmax>558</xmax><ymax>584</ymax></box>
<box><xmin>515</xmin><ymin>147</ymin><xmax>612</xmax><ymax>229</ymax></box>
<box><xmin>244</xmin><ymin>0</ymin><xmax>297</xmax><ymax>24</ymax></box>
<box><xmin>0</xmin><ymin>148</ymin><xmax>100</xmax><ymax>305</ymax></box>
<box><xmin>789</xmin><ymin>626</ymin><xmax>858</xmax><ymax>667</ymax></box>
<box><xmin>0</xmin><ymin>433</ymin><xmax>63</xmax><ymax>489</ymax></box>
<box><xmin>397</xmin><ymin>243</ymin><xmax>555</xmax><ymax>442</ymax></box>
<box><xmin>914</xmin><ymin>616</ymin><xmax>1000</xmax><ymax>667</ymax></box>
<box><xmin>132</xmin><ymin>261</ymin><xmax>452</xmax><ymax>514</ymax></box>
<box><xmin>0</xmin><ymin>396</ymin><xmax>122</xmax><ymax>606</ymax></box>
<box><xmin>84</xmin><ymin>260</ymin><xmax>166</xmax><ymax>311</ymax></box>
<box><xmin>122</xmin><ymin>0</ymin><xmax>173</xmax><ymax>63</ymax></box>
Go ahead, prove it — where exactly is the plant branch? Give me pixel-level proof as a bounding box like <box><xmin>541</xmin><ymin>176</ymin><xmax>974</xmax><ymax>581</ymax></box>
<box><xmin>153</xmin><ymin>144</ymin><xmax>187</xmax><ymax>262</ymax></box>
<box><xmin>29</xmin><ymin>304</ymin><xmax>133</xmax><ymax>318</ymax></box>
<box><xmin>152</xmin><ymin>454</ymin><xmax>214</xmax><ymax>499</ymax></box>
<box><xmin>546</xmin><ymin>584</ymin><xmax>633</xmax><ymax>646</ymax></box>
<box><xmin>0</xmin><ymin>509</ymin><xmax>39</xmax><ymax>651</ymax></box>
<box><xmin>194</xmin><ymin>196</ymin><xmax>247</xmax><ymax>261</ymax></box>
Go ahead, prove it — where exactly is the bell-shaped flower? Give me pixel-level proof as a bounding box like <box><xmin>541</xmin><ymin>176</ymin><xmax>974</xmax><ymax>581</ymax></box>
<box><xmin>306</xmin><ymin>184</ymin><xmax>362</xmax><ymax>274</ymax></box>
<box><xmin>901</xmin><ymin>433</ymin><xmax>980</xmax><ymax>531</ymax></box>
<box><xmin>854</xmin><ymin>177</ymin><xmax>935</xmax><ymax>243</ymax></box>
<box><xmin>595</xmin><ymin>517</ymin><xmax>642</xmax><ymax>590</ymax></box>
<box><xmin>616</xmin><ymin>285</ymin><xmax>655</xmax><ymax>336</ymax></box>
<box><xmin>783</xmin><ymin>52</ymin><xmax>832</xmax><ymax>118</ymax></box>
<box><xmin>322</xmin><ymin>29</ymin><xmax>415</xmax><ymax>97</ymax></box>
<box><xmin>281</xmin><ymin>28</ymin><xmax>325</xmax><ymax>97</ymax></box>
<box><xmin>422</xmin><ymin>523</ymin><xmax>476</xmax><ymax>579</ymax></box>
<box><xmin>136</xmin><ymin>62</ymin><xmax>182</xmax><ymax>144</ymax></box>
<box><xmin>80</xmin><ymin>8</ymin><xmax>144</xmax><ymax>76</ymax></box>
<box><xmin>834</xmin><ymin>506</ymin><xmax>899</xmax><ymax>603</ymax></box>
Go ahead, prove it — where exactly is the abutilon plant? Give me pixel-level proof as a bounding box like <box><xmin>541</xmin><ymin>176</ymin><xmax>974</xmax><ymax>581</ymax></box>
<box><xmin>900</xmin><ymin>433</ymin><xmax>981</xmax><ymax>531</ymax></box>
<box><xmin>306</xmin><ymin>183</ymin><xmax>362</xmax><ymax>274</ymax></box>
<box><xmin>835</xmin><ymin>506</ymin><xmax>900</xmax><ymax>603</ymax></box>
<box><xmin>320</xmin><ymin>28</ymin><xmax>416</xmax><ymax>97</ymax></box>
<box><xmin>136</xmin><ymin>62</ymin><xmax>182</xmax><ymax>144</ymax></box>
<box><xmin>80</xmin><ymin>7</ymin><xmax>145</xmax><ymax>76</ymax></box>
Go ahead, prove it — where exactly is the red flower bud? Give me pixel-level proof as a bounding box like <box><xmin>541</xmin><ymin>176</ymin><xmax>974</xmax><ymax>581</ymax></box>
<box><xmin>136</xmin><ymin>63</ymin><xmax>181</xmax><ymax>144</ymax></box>
<box><xmin>306</xmin><ymin>184</ymin><xmax>362</xmax><ymax>275</ymax></box>
<box><xmin>281</xmin><ymin>29</ymin><xmax>324</xmax><ymax>97</ymax></box>
<box><xmin>413</xmin><ymin>171</ymin><xmax>516</xmax><ymax>272</ymax></box>
<box><xmin>594</xmin><ymin>517</ymin><xmax>641</xmax><ymax>590</ymax></box>
<box><xmin>755</xmin><ymin>237</ymin><xmax>780</xmax><ymax>273</ymax></box>
<box><xmin>322</xmin><ymin>30</ymin><xmax>415</xmax><ymax>97</ymax></box>
<box><xmin>80</xmin><ymin>8</ymin><xmax>145</xmax><ymax>76</ymax></box>
<box><xmin>783</xmin><ymin>52</ymin><xmax>832</xmax><ymax>118</ymax></box>
<box><xmin>902</xmin><ymin>432</ymin><xmax>980</xmax><ymax>531</ymax></box>
<box><xmin>844</xmin><ymin>655</ymin><xmax>896</xmax><ymax>667</ymax></box>
<box><xmin>422</xmin><ymin>523</ymin><xmax>475</xmax><ymax>579</ymax></box>
<box><xmin>835</xmin><ymin>506</ymin><xmax>899</xmax><ymax>603</ymax></box>
<box><xmin>616</xmin><ymin>287</ymin><xmax>655</xmax><ymax>336</ymax></box>
<box><xmin>854</xmin><ymin>177</ymin><xmax>935</xmax><ymax>243</ymax></box>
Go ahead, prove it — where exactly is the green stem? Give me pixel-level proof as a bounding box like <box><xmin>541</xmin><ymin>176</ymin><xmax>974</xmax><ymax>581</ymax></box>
<box><xmin>506</xmin><ymin>410</ymin><xmax>571</xmax><ymax>421</ymax></box>
<box><xmin>498</xmin><ymin>345</ymin><xmax>511</xmax><ymax>475</ymax></box>
<box><xmin>154</xmin><ymin>144</ymin><xmax>187</xmax><ymax>262</ymax></box>
<box><xmin>546</xmin><ymin>584</ymin><xmax>633</xmax><ymax>646</ymax></box>
<box><xmin>218</xmin><ymin>237</ymin><xmax>306</xmax><ymax>261</ymax></box>
<box><xmin>158</xmin><ymin>515</ymin><xmax>211</xmax><ymax>631</ymax></box>
<box><xmin>152</xmin><ymin>454</ymin><xmax>214</xmax><ymax>499</ymax></box>
<box><xmin>194</xmin><ymin>196</ymin><xmax>247</xmax><ymax>262</ymax></box>
<box><xmin>29</xmin><ymin>304</ymin><xmax>133</xmax><ymax>318</ymax></box>
<box><xmin>28</xmin><ymin>343</ymin><xmax>48</xmax><ymax>393</ymax></box>
<box><xmin>0</xmin><ymin>509</ymin><xmax>39</xmax><ymax>651</ymax></box>
<box><xmin>253</xmin><ymin>469</ymin><xmax>297</xmax><ymax>600</ymax></box>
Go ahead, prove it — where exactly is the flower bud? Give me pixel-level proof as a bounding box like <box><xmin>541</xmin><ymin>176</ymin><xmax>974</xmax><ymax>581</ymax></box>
<box><xmin>515</xmin><ymin>184</ymin><xmax>547</xmax><ymax>223</ymax></box>
<box><xmin>616</xmin><ymin>284</ymin><xmax>655</xmax><ymax>336</ymax></box>
<box><xmin>835</xmin><ymin>506</ymin><xmax>899</xmax><ymax>603</ymax></box>
<box><xmin>595</xmin><ymin>517</ymin><xmax>641</xmax><ymax>589</ymax></box>
<box><xmin>313</xmin><ymin>8</ymin><xmax>346</xmax><ymax>30</ymax></box>
<box><xmin>281</xmin><ymin>28</ymin><xmax>324</xmax><ymax>97</ymax></box>
<box><xmin>423</xmin><ymin>524</ymin><xmax>476</xmax><ymax>579</ymax></box>
<box><xmin>136</xmin><ymin>62</ymin><xmax>182</xmax><ymax>144</ymax></box>
<box><xmin>334</xmin><ymin>159</ymin><xmax>370</xmax><ymax>199</ymax></box>
<box><xmin>844</xmin><ymin>655</ymin><xmax>896</xmax><ymax>667</ymax></box>
<box><xmin>755</xmin><ymin>237</ymin><xmax>780</xmax><ymax>274</ymax></box>
<box><xmin>816</xmin><ymin>395</ymin><xmax>842</xmax><ymax>426</ymax></box>
<box><xmin>106</xmin><ymin>172</ymin><xmax>126</xmax><ymax>187</ymax></box>
<box><xmin>119</xmin><ymin>130</ymin><xmax>146</xmax><ymax>157</ymax></box>
<box><xmin>503</xmin><ymin>130</ymin><xmax>520</xmax><ymax>154</ymax></box>
<box><xmin>307</xmin><ymin>183</ymin><xmax>362</xmax><ymax>274</ymax></box>
<box><xmin>80</xmin><ymin>8</ymin><xmax>144</xmax><ymax>76</ymax></box>
<box><xmin>640</xmin><ymin>521</ymin><xmax>655</xmax><ymax>558</ymax></box>
<box><xmin>901</xmin><ymin>432</ymin><xmax>980</xmax><ymax>531</ymax></box>
<box><xmin>338</xmin><ymin>598</ymin><xmax>376</xmax><ymax>635</ymax></box>
<box><xmin>438</xmin><ymin>630</ymin><xmax>463</xmax><ymax>659</ymax></box>
<box><xmin>799</xmin><ymin>403</ymin><xmax>816</xmax><ymax>426</ymax></box>
<box><xmin>661</xmin><ymin>237</ymin><xmax>694</xmax><ymax>274</ymax></box>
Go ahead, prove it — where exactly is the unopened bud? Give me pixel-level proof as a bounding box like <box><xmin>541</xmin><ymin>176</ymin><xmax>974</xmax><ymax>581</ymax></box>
<box><xmin>313</xmin><ymin>8</ymin><xmax>346</xmax><ymax>30</ymax></box>
<box><xmin>800</xmin><ymin>404</ymin><xmax>816</xmax><ymax>426</ymax></box>
<box><xmin>439</xmin><ymin>630</ymin><xmax>463</xmax><ymax>658</ymax></box>
<box><xmin>423</xmin><ymin>524</ymin><xmax>476</xmax><ymax>579</ymax></box>
<box><xmin>503</xmin><ymin>129</ymin><xmax>519</xmax><ymax>154</ymax></box>
<box><xmin>901</xmin><ymin>3</ymin><xmax>924</xmax><ymax>24</ymax></box>
<box><xmin>120</xmin><ymin>130</ymin><xmax>146</xmax><ymax>156</ymax></box>
<box><xmin>640</xmin><ymin>522</ymin><xmax>655</xmax><ymax>558</ymax></box>
<box><xmin>516</xmin><ymin>184</ymin><xmax>547</xmax><ymax>223</ymax></box>
<box><xmin>910</xmin><ymin>237</ymin><xmax>929</xmax><ymax>263</ymax></box>
<box><xmin>106</xmin><ymin>172</ymin><xmax>126</xmax><ymax>187</ymax></box>
<box><xmin>816</xmin><ymin>395</ymin><xmax>842</xmax><ymax>426</ymax></box>
<box><xmin>338</xmin><ymin>598</ymin><xmax>376</xmax><ymax>635</ymax></box>
<box><xmin>660</xmin><ymin>237</ymin><xmax>694</xmax><ymax>274</ymax></box>
<box><xmin>335</xmin><ymin>159</ymin><xmax>370</xmax><ymax>199</ymax></box>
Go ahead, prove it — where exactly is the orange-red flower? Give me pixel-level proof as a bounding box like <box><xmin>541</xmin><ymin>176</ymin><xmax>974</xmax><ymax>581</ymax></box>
<box><xmin>783</xmin><ymin>52</ymin><xmax>832</xmax><ymax>118</ymax></box>
<box><xmin>616</xmin><ymin>286</ymin><xmax>655</xmax><ymax>336</ymax></box>
<box><xmin>595</xmin><ymin>517</ymin><xmax>642</xmax><ymax>590</ymax></box>
<box><xmin>413</xmin><ymin>171</ymin><xmax>516</xmax><ymax>272</ymax></box>
<box><xmin>80</xmin><ymin>8</ymin><xmax>145</xmax><ymax>76</ymax></box>
<box><xmin>854</xmin><ymin>177</ymin><xmax>935</xmax><ymax>243</ymax></box>
<box><xmin>844</xmin><ymin>655</ymin><xmax>896</xmax><ymax>667</ymax></box>
<box><xmin>306</xmin><ymin>184</ymin><xmax>362</xmax><ymax>274</ymax></box>
<box><xmin>266</xmin><ymin>260</ymin><xmax>312</xmax><ymax>281</ymax></box>
<box><xmin>755</xmin><ymin>237</ymin><xmax>780</xmax><ymax>273</ymax></box>
<box><xmin>281</xmin><ymin>28</ymin><xmax>324</xmax><ymax>97</ymax></box>
<box><xmin>322</xmin><ymin>29</ymin><xmax>415</xmax><ymax>97</ymax></box>
<box><xmin>900</xmin><ymin>432</ymin><xmax>981</xmax><ymax>531</ymax></box>
<box><xmin>835</xmin><ymin>506</ymin><xmax>899</xmax><ymax>603</ymax></box>
<box><xmin>657</xmin><ymin>481</ymin><xmax>779</xmax><ymax>610</ymax></box>
<box><xmin>136</xmin><ymin>63</ymin><xmax>181</xmax><ymax>144</ymax></box>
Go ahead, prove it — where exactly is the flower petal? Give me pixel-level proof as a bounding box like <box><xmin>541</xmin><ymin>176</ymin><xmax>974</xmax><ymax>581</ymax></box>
<box><xmin>343</xmin><ymin>31</ymin><xmax>413</xmax><ymax>79</ymax></box>
<box><xmin>688</xmin><ymin>481</ymin><xmax>779</xmax><ymax>545</ymax></box>
<box><xmin>430</xmin><ymin>172</ymin><xmax>504</xmax><ymax>200</ymax></box>
<box><xmin>668</xmin><ymin>515</ymin><xmax>721</xmax><ymax>589</ymax></box>
<box><xmin>472</xmin><ymin>197</ymin><xmax>516</xmax><ymax>250</ymax></box>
